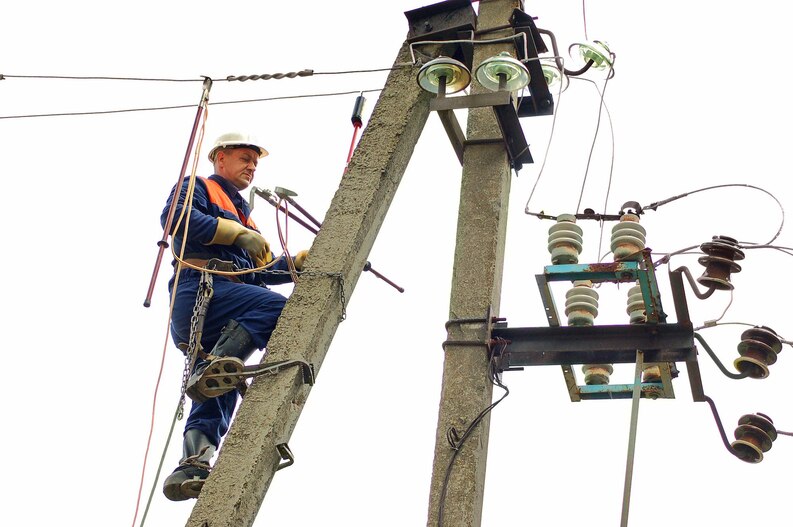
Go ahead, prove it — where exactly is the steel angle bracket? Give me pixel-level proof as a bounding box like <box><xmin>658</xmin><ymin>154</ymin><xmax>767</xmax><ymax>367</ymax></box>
<box><xmin>491</xmin><ymin>323</ymin><xmax>691</xmax><ymax>401</ymax></box>
<box><xmin>243</xmin><ymin>359</ymin><xmax>316</xmax><ymax>386</ymax></box>
<box><xmin>429</xmin><ymin>90</ymin><xmax>533</xmax><ymax>170</ymax></box>
<box><xmin>404</xmin><ymin>0</ymin><xmax>477</xmax><ymax>44</ymax></box>
<box><xmin>509</xmin><ymin>8</ymin><xmax>555</xmax><ymax>117</ymax></box>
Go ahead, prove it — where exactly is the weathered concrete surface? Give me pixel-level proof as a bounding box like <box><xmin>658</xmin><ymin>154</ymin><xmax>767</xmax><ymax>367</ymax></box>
<box><xmin>426</xmin><ymin>2</ymin><xmax>522</xmax><ymax>526</ymax></box>
<box><xmin>186</xmin><ymin>41</ymin><xmax>431</xmax><ymax>527</ymax></box>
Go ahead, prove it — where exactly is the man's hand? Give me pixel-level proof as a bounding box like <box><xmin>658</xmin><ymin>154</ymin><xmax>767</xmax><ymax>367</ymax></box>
<box><xmin>294</xmin><ymin>250</ymin><xmax>309</xmax><ymax>271</ymax></box>
<box><xmin>253</xmin><ymin>248</ymin><xmax>274</xmax><ymax>268</ymax></box>
<box><xmin>234</xmin><ymin>230</ymin><xmax>270</xmax><ymax>255</ymax></box>
<box><xmin>210</xmin><ymin>217</ymin><xmax>271</xmax><ymax>259</ymax></box>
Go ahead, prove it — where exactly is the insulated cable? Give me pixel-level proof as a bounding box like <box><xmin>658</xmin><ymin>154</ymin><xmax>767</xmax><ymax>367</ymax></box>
<box><xmin>523</xmin><ymin>56</ymin><xmax>566</xmax><ymax>212</ymax></box>
<box><xmin>740</xmin><ymin>244</ymin><xmax>793</xmax><ymax>258</ymax></box>
<box><xmin>0</xmin><ymin>88</ymin><xmax>383</xmax><ymax>120</ymax></box>
<box><xmin>438</xmin><ymin>339</ymin><xmax>510</xmax><ymax>527</ymax></box>
<box><xmin>275</xmin><ymin>199</ymin><xmax>300</xmax><ymax>283</ymax></box>
<box><xmin>643</xmin><ymin>183</ymin><xmax>785</xmax><ymax>246</ymax></box>
<box><xmin>1</xmin><ymin>66</ymin><xmax>406</xmax><ymax>83</ymax></box>
<box><xmin>409</xmin><ymin>34</ymin><xmax>531</xmax><ymax>66</ymax></box>
<box><xmin>582</xmin><ymin>0</ymin><xmax>590</xmax><ymax>41</ymax></box>
<box><xmin>569</xmin><ymin>76</ymin><xmax>616</xmax><ymax>262</ymax></box>
<box><xmin>575</xmin><ymin>56</ymin><xmax>615</xmax><ymax>215</ymax></box>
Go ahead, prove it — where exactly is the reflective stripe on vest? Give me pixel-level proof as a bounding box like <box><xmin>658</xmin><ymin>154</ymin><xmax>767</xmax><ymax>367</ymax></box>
<box><xmin>201</xmin><ymin>177</ymin><xmax>258</xmax><ymax>230</ymax></box>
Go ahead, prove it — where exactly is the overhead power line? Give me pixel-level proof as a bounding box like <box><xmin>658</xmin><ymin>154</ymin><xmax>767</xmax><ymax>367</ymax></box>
<box><xmin>0</xmin><ymin>88</ymin><xmax>383</xmax><ymax>120</ymax></box>
<box><xmin>0</xmin><ymin>66</ymin><xmax>405</xmax><ymax>84</ymax></box>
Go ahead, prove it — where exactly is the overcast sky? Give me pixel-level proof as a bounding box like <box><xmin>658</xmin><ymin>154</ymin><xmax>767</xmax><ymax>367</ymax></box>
<box><xmin>3</xmin><ymin>1</ymin><xmax>792</xmax><ymax>526</ymax></box>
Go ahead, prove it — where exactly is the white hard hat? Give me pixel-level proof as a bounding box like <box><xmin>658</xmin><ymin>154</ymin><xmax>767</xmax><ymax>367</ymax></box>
<box><xmin>208</xmin><ymin>132</ymin><xmax>269</xmax><ymax>162</ymax></box>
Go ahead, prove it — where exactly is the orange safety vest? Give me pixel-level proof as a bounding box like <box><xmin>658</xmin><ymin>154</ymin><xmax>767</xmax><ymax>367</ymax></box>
<box><xmin>201</xmin><ymin>177</ymin><xmax>258</xmax><ymax>230</ymax></box>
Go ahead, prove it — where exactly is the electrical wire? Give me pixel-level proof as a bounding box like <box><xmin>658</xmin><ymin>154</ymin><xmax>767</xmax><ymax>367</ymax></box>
<box><xmin>1</xmin><ymin>67</ymin><xmax>404</xmax><ymax>83</ymax></box>
<box><xmin>643</xmin><ymin>183</ymin><xmax>785</xmax><ymax>246</ymax></box>
<box><xmin>575</xmin><ymin>55</ymin><xmax>615</xmax><ymax>215</ymax></box>
<box><xmin>409</xmin><ymin>34</ymin><xmax>531</xmax><ymax>65</ymax></box>
<box><xmin>704</xmin><ymin>289</ymin><xmax>734</xmax><ymax>327</ymax></box>
<box><xmin>568</xmin><ymin>76</ymin><xmax>616</xmax><ymax>262</ymax></box>
<box><xmin>0</xmin><ymin>88</ymin><xmax>383</xmax><ymax>120</ymax></box>
<box><xmin>1</xmin><ymin>74</ymin><xmax>202</xmax><ymax>82</ymax></box>
<box><xmin>275</xmin><ymin>199</ymin><xmax>300</xmax><ymax>283</ymax></box>
<box><xmin>582</xmin><ymin>0</ymin><xmax>589</xmax><ymax>41</ymax></box>
<box><xmin>523</xmin><ymin>56</ymin><xmax>566</xmax><ymax>213</ymax></box>
<box><xmin>740</xmin><ymin>244</ymin><xmax>793</xmax><ymax>258</ymax></box>
<box><xmin>438</xmin><ymin>340</ymin><xmax>509</xmax><ymax>527</ymax></box>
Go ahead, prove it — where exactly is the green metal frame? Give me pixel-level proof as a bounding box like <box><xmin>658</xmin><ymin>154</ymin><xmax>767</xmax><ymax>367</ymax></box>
<box><xmin>536</xmin><ymin>250</ymin><xmax>674</xmax><ymax>401</ymax></box>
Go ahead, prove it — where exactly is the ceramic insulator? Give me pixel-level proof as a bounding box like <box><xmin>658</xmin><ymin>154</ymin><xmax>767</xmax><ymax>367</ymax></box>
<box><xmin>697</xmin><ymin>235</ymin><xmax>745</xmax><ymax>291</ymax></box>
<box><xmin>733</xmin><ymin>326</ymin><xmax>783</xmax><ymax>379</ymax></box>
<box><xmin>548</xmin><ymin>214</ymin><xmax>583</xmax><ymax>265</ymax></box>
<box><xmin>731</xmin><ymin>413</ymin><xmax>778</xmax><ymax>463</ymax></box>
<box><xmin>611</xmin><ymin>213</ymin><xmax>646</xmax><ymax>261</ymax></box>
<box><xmin>565</xmin><ymin>280</ymin><xmax>598</xmax><ymax>327</ymax></box>
<box><xmin>626</xmin><ymin>282</ymin><xmax>646</xmax><ymax>324</ymax></box>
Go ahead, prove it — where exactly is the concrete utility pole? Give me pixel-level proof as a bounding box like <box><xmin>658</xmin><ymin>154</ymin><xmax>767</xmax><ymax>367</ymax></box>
<box><xmin>426</xmin><ymin>1</ymin><xmax>521</xmax><ymax>526</ymax></box>
<box><xmin>186</xmin><ymin>43</ymin><xmax>432</xmax><ymax>527</ymax></box>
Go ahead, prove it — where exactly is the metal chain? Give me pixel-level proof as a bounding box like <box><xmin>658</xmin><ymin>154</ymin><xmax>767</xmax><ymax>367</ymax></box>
<box><xmin>177</xmin><ymin>271</ymin><xmax>214</xmax><ymax>420</ymax></box>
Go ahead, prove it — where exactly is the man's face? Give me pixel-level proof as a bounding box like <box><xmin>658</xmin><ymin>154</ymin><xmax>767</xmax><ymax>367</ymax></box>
<box><xmin>216</xmin><ymin>147</ymin><xmax>259</xmax><ymax>190</ymax></box>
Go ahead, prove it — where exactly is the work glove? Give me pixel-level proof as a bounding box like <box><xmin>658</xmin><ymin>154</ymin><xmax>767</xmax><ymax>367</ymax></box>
<box><xmin>210</xmin><ymin>217</ymin><xmax>271</xmax><ymax>257</ymax></box>
<box><xmin>294</xmin><ymin>250</ymin><xmax>309</xmax><ymax>271</ymax></box>
<box><xmin>253</xmin><ymin>248</ymin><xmax>274</xmax><ymax>268</ymax></box>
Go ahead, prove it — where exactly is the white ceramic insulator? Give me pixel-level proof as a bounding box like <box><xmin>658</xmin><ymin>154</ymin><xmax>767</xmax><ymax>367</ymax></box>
<box><xmin>565</xmin><ymin>280</ymin><xmax>599</xmax><ymax>326</ymax></box>
<box><xmin>626</xmin><ymin>283</ymin><xmax>646</xmax><ymax>324</ymax></box>
<box><xmin>611</xmin><ymin>213</ymin><xmax>646</xmax><ymax>261</ymax></box>
<box><xmin>548</xmin><ymin>214</ymin><xmax>583</xmax><ymax>265</ymax></box>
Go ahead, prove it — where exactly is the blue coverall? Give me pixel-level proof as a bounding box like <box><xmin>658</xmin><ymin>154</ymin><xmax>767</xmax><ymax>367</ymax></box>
<box><xmin>162</xmin><ymin>174</ymin><xmax>294</xmax><ymax>448</ymax></box>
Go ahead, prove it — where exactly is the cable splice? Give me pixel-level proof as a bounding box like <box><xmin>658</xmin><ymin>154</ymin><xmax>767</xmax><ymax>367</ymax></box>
<box><xmin>226</xmin><ymin>69</ymin><xmax>314</xmax><ymax>82</ymax></box>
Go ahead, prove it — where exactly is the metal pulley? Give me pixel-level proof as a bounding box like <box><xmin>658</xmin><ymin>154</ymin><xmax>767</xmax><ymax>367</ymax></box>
<box><xmin>731</xmin><ymin>412</ymin><xmax>778</xmax><ymax>463</ymax></box>
<box><xmin>548</xmin><ymin>213</ymin><xmax>583</xmax><ymax>264</ymax></box>
<box><xmin>697</xmin><ymin>235</ymin><xmax>745</xmax><ymax>291</ymax></box>
<box><xmin>734</xmin><ymin>326</ymin><xmax>783</xmax><ymax>379</ymax></box>
<box><xmin>611</xmin><ymin>213</ymin><xmax>646</xmax><ymax>261</ymax></box>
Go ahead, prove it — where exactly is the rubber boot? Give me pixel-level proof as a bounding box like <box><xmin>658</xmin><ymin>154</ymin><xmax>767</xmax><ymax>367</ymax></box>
<box><xmin>186</xmin><ymin>320</ymin><xmax>257</xmax><ymax>403</ymax></box>
<box><xmin>162</xmin><ymin>429</ymin><xmax>216</xmax><ymax>501</ymax></box>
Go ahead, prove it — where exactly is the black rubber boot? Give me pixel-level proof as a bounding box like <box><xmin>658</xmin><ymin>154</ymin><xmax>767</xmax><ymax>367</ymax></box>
<box><xmin>162</xmin><ymin>429</ymin><xmax>216</xmax><ymax>501</ymax></box>
<box><xmin>185</xmin><ymin>320</ymin><xmax>258</xmax><ymax>403</ymax></box>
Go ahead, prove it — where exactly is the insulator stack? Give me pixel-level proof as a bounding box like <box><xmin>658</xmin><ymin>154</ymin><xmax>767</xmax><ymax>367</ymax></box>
<box><xmin>548</xmin><ymin>214</ymin><xmax>583</xmax><ymax>264</ymax></box>
<box><xmin>566</xmin><ymin>281</ymin><xmax>612</xmax><ymax>384</ymax></box>
<box><xmin>697</xmin><ymin>235</ymin><xmax>745</xmax><ymax>291</ymax></box>
<box><xmin>565</xmin><ymin>280</ymin><xmax>599</xmax><ymax>326</ymax></box>
<box><xmin>626</xmin><ymin>282</ymin><xmax>646</xmax><ymax>324</ymax></box>
<box><xmin>625</xmin><ymin>281</ymin><xmax>664</xmax><ymax>384</ymax></box>
<box><xmin>611</xmin><ymin>213</ymin><xmax>646</xmax><ymax>261</ymax></box>
<box><xmin>731</xmin><ymin>412</ymin><xmax>778</xmax><ymax>463</ymax></box>
<box><xmin>734</xmin><ymin>326</ymin><xmax>783</xmax><ymax>379</ymax></box>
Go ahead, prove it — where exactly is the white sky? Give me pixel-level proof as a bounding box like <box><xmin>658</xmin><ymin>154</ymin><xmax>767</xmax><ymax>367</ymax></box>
<box><xmin>3</xmin><ymin>1</ymin><xmax>792</xmax><ymax>526</ymax></box>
